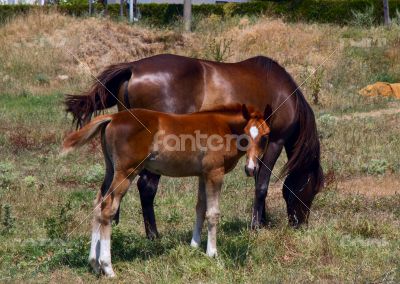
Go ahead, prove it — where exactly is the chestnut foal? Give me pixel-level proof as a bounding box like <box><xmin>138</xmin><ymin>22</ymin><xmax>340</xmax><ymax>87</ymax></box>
<box><xmin>62</xmin><ymin>104</ymin><xmax>271</xmax><ymax>277</ymax></box>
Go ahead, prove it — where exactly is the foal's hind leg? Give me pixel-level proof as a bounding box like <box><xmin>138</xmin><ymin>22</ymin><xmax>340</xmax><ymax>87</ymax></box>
<box><xmin>89</xmin><ymin>191</ymin><xmax>102</xmax><ymax>274</ymax></box>
<box><xmin>98</xmin><ymin>171</ymin><xmax>136</xmax><ymax>277</ymax></box>
<box><xmin>89</xmin><ymin>163</ymin><xmax>114</xmax><ymax>273</ymax></box>
<box><xmin>191</xmin><ymin>177</ymin><xmax>206</xmax><ymax>248</ymax></box>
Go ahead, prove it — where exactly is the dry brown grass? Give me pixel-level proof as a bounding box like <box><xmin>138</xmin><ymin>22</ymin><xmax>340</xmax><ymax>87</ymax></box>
<box><xmin>1</xmin><ymin>11</ymin><xmax>399</xmax><ymax>114</ymax></box>
<box><xmin>0</xmin><ymin>12</ymin><xmax>399</xmax><ymax>281</ymax></box>
<box><xmin>0</xmin><ymin>11</ymin><xmax>186</xmax><ymax>95</ymax></box>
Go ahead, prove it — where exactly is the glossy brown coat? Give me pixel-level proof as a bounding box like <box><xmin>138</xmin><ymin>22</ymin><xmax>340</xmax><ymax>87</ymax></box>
<box><xmin>65</xmin><ymin>54</ymin><xmax>323</xmax><ymax>237</ymax></box>
<box><xmin>62</xmin><ymin>104</ymin><xmax>270</xmax><ymax>277</ymax></box>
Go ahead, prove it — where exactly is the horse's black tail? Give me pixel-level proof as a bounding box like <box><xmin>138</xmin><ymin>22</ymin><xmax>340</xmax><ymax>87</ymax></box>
<box><xmin>282</xmin><ymin>90</ymin><xmax>324</xmax><ymax>194</ymax></box>
<box><xmin>65</xmin><ymin>62</ymin><xmax>133</xmax><ymax>129</ymax></box>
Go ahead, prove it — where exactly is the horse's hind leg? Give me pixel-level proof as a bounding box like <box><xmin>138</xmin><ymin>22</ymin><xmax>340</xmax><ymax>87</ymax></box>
<box><xmin>98</xmin><ymin>170</ymin><xmax>136</xmax><ymax>277</ymax></box>
<box><xmin>191</xmin><ymin>177</ymin><xmax>206</xmax><ymax>248</ymax></box>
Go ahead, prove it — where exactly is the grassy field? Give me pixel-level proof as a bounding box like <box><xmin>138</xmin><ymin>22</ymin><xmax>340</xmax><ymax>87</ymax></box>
<box><xmin>0</xmin><ymin>11</ymin><xmax>399</xmax><ymax>283</ymax></box>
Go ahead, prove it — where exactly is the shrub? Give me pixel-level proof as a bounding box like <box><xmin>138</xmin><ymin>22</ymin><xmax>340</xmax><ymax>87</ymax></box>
<box><xmin>2</xmin><ymin>1</ymin><xmax>400</xmax><ymax>26</ymax></box>
<box><xmin>394</xmin><ymin>8</ymin><xmax>400</xmax><ymax>25</ymax></box>
<box><xmin>204</xmin><ymin>37</ymin><xmax>233</xmax><ymax>62</ymax></box>
<box><xmin>362</xmin><ymin>159</ymin><xmax>389</xmax><ymax>175</ymax></box>
<box><xmin>317</xmin><ymin>114</ymin><xmax>337</xmax><ymax>139</ymax></box>
<box><xmin>350</xmin><ymin>5</ymin><xmax>375</xmax><ymax>27</ymax></box>
<box><xmin>0</xmin><ymin>162</ymin><xmax>15</xmax><ymax>188</ymax></box>
<box><xmin>44</xmin><ymin>201</ymin><xmax>73</xmax><ymax>240</ymax></box>
<box><xmin>24</xmin><ymin>175</ymin><xmax>37</xmax><ymax>188</ymax></box>
<box><xmin>309</xmin><ymin>68</ymin><xmax>325</xmax><ymax>105</ymax></box>
<box><xmin>1</xmin><ymin>204</ymin><xmax>15</xmax><ymax>234</ymax></box>
<box><xmin>35</xmin><ymin>73</ymin><xmax>50</xmax><ymax>86</ymax></box>
<box><xmin>83</xmin><ymin>163</ymin><xmax>104</xmax><ymax>184</ymax></box>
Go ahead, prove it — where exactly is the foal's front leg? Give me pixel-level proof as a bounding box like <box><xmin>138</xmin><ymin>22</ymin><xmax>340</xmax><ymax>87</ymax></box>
<box><xmin>191</xmin><ymin>177</ymin><xmax>206</xmax><ymax>248</ymax></box>
<box><xmin>204</xmin><ymin>170</ymin><xmax>223</xmax><ymax>257</ymax></box>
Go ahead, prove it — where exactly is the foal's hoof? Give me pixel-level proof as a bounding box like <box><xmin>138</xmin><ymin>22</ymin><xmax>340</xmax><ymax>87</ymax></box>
<box><xmin>101</xmin><ymin>267</ymin><xmax>116</xmax><ymax>278</ymax></box>
<box><xmin>190</xmin><ymin>238</ymin><xmax>200</xmax><ymax>248</ymax></box>
<box><xmin>89</xmin><ymin>258</ymin><xmax>100</xmax><ymax>274</ymax></box>
<box><xmin>99</xmin><ymin>261</ymin><xmax>116</xmax><ymax>278</ymax></box>
<box><xmin>206</xmin><ymin>248</ymin><xmax>218</xmax><ymax>258</ymax></box>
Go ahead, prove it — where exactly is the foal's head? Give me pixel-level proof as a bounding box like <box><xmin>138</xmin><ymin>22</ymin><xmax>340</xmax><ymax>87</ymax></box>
<box><xmin>242</xmin><ymin>105</ymin><xmax>272</xmax><ymax>177</ymax></box>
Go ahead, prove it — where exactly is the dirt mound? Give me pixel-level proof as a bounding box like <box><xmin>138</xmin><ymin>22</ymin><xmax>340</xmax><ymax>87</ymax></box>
<box><xmin>359</xmin><ymin>82</ymin><xmax>400</xmax><ymax>99</ymax></box>
<box><xmin>0</xmin><ymin>11</ymin><xmax>187</xmax><ymax>94</ymax></box>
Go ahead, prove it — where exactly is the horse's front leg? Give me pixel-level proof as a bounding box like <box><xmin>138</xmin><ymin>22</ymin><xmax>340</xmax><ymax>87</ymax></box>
<box><xmin>204</xmin><ymin>169</ymin><xmax>224</xmax><ymax>257</ymax></box>
<box><xmin>98</xmin><ymin>172</ymin><xmax>134</xmax><ymax>277</ymax></box>
<box><xmin>191</xmin><ymin>177</ymin><xmax>206</xmax><ymax>248</ymax></box>
<box><xmin>252</xmin><ymin>141</ymin><xmax>283</xmax><ymax>228</ymax></box>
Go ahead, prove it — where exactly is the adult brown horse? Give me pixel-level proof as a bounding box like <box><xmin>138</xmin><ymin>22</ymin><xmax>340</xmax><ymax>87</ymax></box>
<box><xmin>65</xmin><ymin>54</ymin><xmax>323</xmax><ymax>238</ymax></box>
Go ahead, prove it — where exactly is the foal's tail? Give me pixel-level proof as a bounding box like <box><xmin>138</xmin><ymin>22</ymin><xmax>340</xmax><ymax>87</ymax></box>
<box><xmin>65</xmin><ymin>62</ymin><xmax>133</xmax><ymax>128</ymax></box>
<box><xmin>61</xmin><ymin>114</ymin><xmax>113</xmax><ymax>155</ymax></box>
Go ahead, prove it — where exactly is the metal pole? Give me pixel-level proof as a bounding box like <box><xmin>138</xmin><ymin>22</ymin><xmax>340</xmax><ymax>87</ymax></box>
<box><xmin>383</xmin><ymin>0</ymin><xmax>391</xmax><ymax>26</ymax></box>
<box><xmin>129</xmin><ymin>0</ymin><xmax>133</xmax><ymax>22</ymax></box>
<box><xmin>88</xmin><ymin>0</ymin><xmax>92</xmax><ymax>16</ymax></box>
<box><xmin>183</xmin><ymin>0</ymin><xmax>191</xmax><ymax>32</ymax></box>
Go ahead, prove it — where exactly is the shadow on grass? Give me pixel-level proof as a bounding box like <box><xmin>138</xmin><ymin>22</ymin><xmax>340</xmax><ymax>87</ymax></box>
<box><xmin>52</xmin><ymin>228</ymin><xmax>193</xmax><ymax>270</ymax></box>
<box><xmin>53</xmin><ymin>215</ymin><xmax>282</xmax><ymax>270</ymax></box>
<box><xmin>111</xmin><ymin>228</ymin><xmax>193</xmax><ymax>262</ymax></box>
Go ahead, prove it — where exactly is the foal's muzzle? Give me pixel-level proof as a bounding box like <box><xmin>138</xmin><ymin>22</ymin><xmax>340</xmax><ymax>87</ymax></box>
<box><xmin>245</xmin><ymin>165</ymin><xmax>257</xmax><ymax>177</ymax></box>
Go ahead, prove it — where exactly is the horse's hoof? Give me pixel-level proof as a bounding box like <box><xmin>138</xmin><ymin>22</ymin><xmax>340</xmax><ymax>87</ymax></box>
<box><xmin>251</xmin><ymin>222</ymin><xmax>262</xmax><ymax>230</ymax></box>
<box><xmin>146</xmin><ymin>230</ymin><xmax>159</xmax><ymax>240</ymax></box>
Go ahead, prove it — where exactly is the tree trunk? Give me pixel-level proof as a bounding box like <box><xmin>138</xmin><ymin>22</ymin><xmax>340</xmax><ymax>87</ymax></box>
<box><xmin>383</xmin><ymin>0</ymin><xmax>391</xmax><ymax>26</ymax></box>
<box><xmin>88</xmin><ymin>0</ymin><xmax>92</xmax><ymax>16</ymax></box>
<box><xmin>183</xmin><ymin>0</ymin><xmax>192</xmax><ymax>32</ymax></box>
<box><xmin>120</xmin><ymin>0</ymin><xmax>124</xmax><ymax>17</ymax></box>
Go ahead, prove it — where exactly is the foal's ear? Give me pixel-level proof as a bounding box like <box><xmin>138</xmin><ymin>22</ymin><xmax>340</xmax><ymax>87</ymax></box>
<box><xmin>242</xmin><ymin>104</ymin><xmax>250</xmax><ymax>120</ymax></box>
<box><xmin>264</xmin><ymin>105</ymin><xmax>273</xmax><ymax>121</ymax></box>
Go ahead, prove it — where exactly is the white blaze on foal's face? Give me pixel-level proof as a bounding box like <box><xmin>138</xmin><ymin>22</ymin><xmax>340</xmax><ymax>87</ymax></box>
<box><xmin>244</xmin><ymin>117</ymin><xmax>271</xmax><ymax>177</ymax></box>
<box><xmin>249</xmin><ymin>126</ymin><xmax>259</xmax><ymax>139</ymax></box>
<box><xmin>247</xmin><ymin>157</ymin><xmax>256</xmax><ymax>170</ymax></box>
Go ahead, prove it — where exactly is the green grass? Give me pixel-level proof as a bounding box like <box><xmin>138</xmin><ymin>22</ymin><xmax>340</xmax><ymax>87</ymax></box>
<box><xmin>0</xmin><ymin>92</ymin><xmax>399</xmax><ymax>282</ymax></box>
<box><xmin>1</xmin><ymin>12</ymin><xmax>400</xmax><ymax>282</ymax></box>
